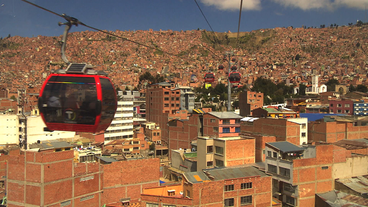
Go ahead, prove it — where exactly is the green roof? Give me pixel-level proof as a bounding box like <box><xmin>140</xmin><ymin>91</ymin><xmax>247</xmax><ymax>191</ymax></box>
<box><xmin>184</xmin><ymin>152</ymin><xmax>197</xmax><ymax>158</ymax></box>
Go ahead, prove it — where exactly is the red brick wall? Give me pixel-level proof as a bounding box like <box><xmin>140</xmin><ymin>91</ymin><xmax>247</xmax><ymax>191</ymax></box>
<box><xmin>225</xmin><ymin>139</ymin><xmax>255</xmax><ymax>166</ymax></box>
<box><xmin>7</xmin><ymin>150</ymin><xmax>103</xmax><ymax>206</ymax></box>
<box><xmin>102</xmin><ymin>158</ymin><xmax>160</xmax><ymax>205</ymax></box>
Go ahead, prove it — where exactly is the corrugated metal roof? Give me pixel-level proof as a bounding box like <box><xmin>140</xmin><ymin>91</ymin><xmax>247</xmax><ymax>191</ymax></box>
<box><xmin>337</xmin><ymin>176</ymin><xmax>368</xmax><ymax>195</ymax></box>
<box><xmin>184</xmin><ymin>171</ymin><xmax>211</xmax><ymax>184</ymax></box>
<box><xmin>203</xmin><ymin>166</ymin><xmax>268</xmax><ymax>181</ymax></box>
<box><xmin>317</xmin><ymin>190</ymin><xmax>368</xmax><ymax>207</ymax></box>
<box><xmin>267</xmin><ymin>141</ymin><xmax>303</xmax><ymax>153</ymax></box>
<box><xmin>208</xmin><ymin>112</ymin><xmax>243</xmax><ymax>119</ymax></box>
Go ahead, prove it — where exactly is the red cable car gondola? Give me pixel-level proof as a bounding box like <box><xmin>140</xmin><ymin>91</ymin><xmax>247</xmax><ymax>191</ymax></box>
<box><xmin>229</xmin><ymin>72</ymin><xmax>241</xmax><ymax>83</ymax></box>
<box><xmin>38</xmin><ymin>64</ymin><xmax>117</xmax><ymax>133</ymax></box>
<box><xmin>204</xmin><ymin>72</ymin><xmax>215</xmax><ymax>83</ymax></box>
<box><xmin>38</xmin><ymin>17</ymin><xmax>117</xmax><ymax>133</ymax></box>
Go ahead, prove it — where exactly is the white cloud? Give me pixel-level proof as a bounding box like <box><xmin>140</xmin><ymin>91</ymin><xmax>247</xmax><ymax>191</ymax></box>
<box><xmin>200</xmin><ymin>0</ymin><xmax>262</xmax><ymax>11</ymax></box>
<box><xmin>272</xmin><ymin>0</ymin><xmax>368</xmax><ymax>11</ymax></box>
<box><xmin>335</xmin><ymin>0</ymin><xmax>368</xmax><ymax>10</ymax></box>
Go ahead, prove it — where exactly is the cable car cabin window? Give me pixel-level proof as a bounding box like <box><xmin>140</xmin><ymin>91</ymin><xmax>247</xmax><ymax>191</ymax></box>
<box><xmin>99</xmin><ymin>78</ymin><xmax>117</xmax><ymax>126</ymax></box>
<box><xmin>41</xmin><ymin>76</ymin><xmax>97</xmax><ymax>125</ymax></box>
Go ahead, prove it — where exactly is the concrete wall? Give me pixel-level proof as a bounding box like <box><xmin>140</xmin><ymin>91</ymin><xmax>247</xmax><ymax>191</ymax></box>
<box><xmin>0</xmin><ymin>114</ymin><xmax>18</xmax><ymax>144</ymax></box>
<box><xmin>333</xmin><ymin>155</ymin><xmax>368</xmax><ymax>180</ymax></box>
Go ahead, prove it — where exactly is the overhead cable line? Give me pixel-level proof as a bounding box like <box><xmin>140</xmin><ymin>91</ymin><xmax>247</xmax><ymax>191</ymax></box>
<box><xmin>21</xmin><ymin>0</ymin><xmax>177</xmax><ymax>57</ymax></box>
<box><xmin>236</xmin><ymin>0</ymin><xmax>243</xmax><ymax>48</ymax></box>
<box><xmin>21</xmin><ymin>0</ymin><xmax>224</xmax><ymax>66</ymax></box>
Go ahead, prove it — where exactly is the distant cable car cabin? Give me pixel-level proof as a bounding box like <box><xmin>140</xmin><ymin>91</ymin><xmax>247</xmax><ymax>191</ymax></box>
<box><xmin>218</xmin><ymin>65</ymin><xmax>224</xmax><ymax>70</ymax></box>
<box><xmin>229</xmin><ymin>72</ymin><xmax>241</xmax><ymax>83</ymax></box>
<box><xmin>38</xmin><ymin>63</ymin><xmax>117</xmax><ymax>133</ymax></box>
<box><xmin>231</xmin><ymin>65</ymin><xmax>237</xmax><ymax>71</ymax></box>
<box><xmin>204</xmin><ymin>72</ymin><xmax>215</xmax><ymax>83</ymax></box>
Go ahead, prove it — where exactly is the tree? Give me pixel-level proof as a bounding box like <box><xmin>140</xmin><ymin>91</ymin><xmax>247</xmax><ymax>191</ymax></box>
<box><xmin>349</xmin><ymin>85</ymin><xmax>356</xmax><ymax>92</ymax></box>
<box><xmin>325</xmin><ymin>79</ymin><xmax>339</xmax><ymax>91</ymax></box>
<box><xmin>299</xmin><ymin>84</ymin><xmax>306</xmax><ymax>96</ymax></box>
<box><xmin>10</xmin><ymin>95</ymin><xmax>16</xmax><ymax>101</ymax></box>
<box><xmin>356</xmin><ymin>84</ymin><xmax>368</xmax><ymax>93</ymax></box>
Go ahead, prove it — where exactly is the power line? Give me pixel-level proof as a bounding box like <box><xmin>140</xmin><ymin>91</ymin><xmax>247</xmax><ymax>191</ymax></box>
<box><xmin>21</xmin><ymin>0</ymin><xmax>224</xmax><ymax>62</ymax></box>
<box><xmin>236</xmin><ymin>0</ymin><xmax>244</xmax><ymax>48</ymax></box>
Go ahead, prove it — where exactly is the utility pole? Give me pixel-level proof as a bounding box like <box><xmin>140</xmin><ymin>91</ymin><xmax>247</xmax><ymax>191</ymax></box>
<box><xmin>18</xmin><ymin>89</ymin><xmax>27</xmax><ymax>150</ymax></box>
<box><xmin>225</xmin><ymin>51</ymin><xmax>233</xmax><ymax>111</ymax></box>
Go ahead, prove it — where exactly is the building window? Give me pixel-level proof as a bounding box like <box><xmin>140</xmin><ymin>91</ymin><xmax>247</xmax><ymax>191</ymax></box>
<box><xmin>215</xmin><ymin>146</ymin><xmax>224</xmax><ymax>155</ymax></box>
<box><xmin>186</xmin><ymin>190</ymin><xmax>190</xmax><ymax>198</ymax></box>
<box><xmin>284</xmin><ymin>183</ymin><xmax>295</xmax><ymax>193</ymax></box>
<box><xmin>176</xmin><ymin>97</ymin><xmax>179</xmax><ymax>100</ymax></box>
<box><xmin>337</xmin><ymin>110</ymin><xmax>342</xmax><ymax>113</ymax></box>
<box><xmin>164</xmin><ymin>104</ymin><xmax>169</xmax><ymax>107</ymax></box>
<box><xmin>268</xmin><ymin>164</ymin><xmax>277</xmax><ymax>173</ymax></box>
<box><xmin>207</xmin><ymin>146</ymin><xmax>213</xmax><ymax>153</ymax></box>
<box><xmin>167</xmin><ymin>190</ymin><xmax>175</xmax><ymax>196</ymax></box>
<box><xmin>279</xmin><ymin>167</ymin><xmax>290</xmax><ymax>178</ymax></box>
<box><xmin>241</xmin><ymin>195</ymin><xmax>252</xmax><ymax>205</ymax></box>
<box><xmin>223</xmin><ymin>127</ymin><xmax>230</xmax><ymax>133</ymax></box>
<box><xmin>164</xmin><ymin>92</ymin><xmax>169</xmax><ymax>94</ymax></box>
<box><xmin>213</xmin><ymin>127</ymin><xmax>218</xmax><ymax>132</ymax></box>
<box><xmin>345</xmin><ymin>110</ymin><xmax>350</xmax><ymax>113</ymax></box>
<box><xmin>210</xmin><ymin>119</ymin><xmax>216</xmax><ymax>123</ymax></box>
<box><xmin>286</xmin><ymin>195</ymin><xmax>295</xmax><ymax>206</ymax></box>
<box><xmin>215</xmin><ymin>159</ymin><xmax>224</xmax><ymax>167</ymax></box>
<box><xmin>164</xmin><ymin>97</ymin><xmax>169</xmax><ymax>101</ymax></box>
<box><xmin>301</xmin><ymin>132</ymin><xmax>306</xmax><ymax>137</ymax></box>
<box><xmin>146</xmin><ymin>203</ymin><xmax>159</xmax><ymax>207</ymax></box>
<box><xmin>273</xmin><ymin>152</ymin><xmax>277</xmax><ymax>158</ymax></box>
<box><xmin>235</xmin><ymin>127</ymin><xmax>240</xmax><ymax>133</ymax></box>
<box><xmin>224</xmin><ymin>184</ymin><xmax>234</xmax><ymax>191</ymax></box>
<box><xmin>322</xmin><ymin>166</ymin><xmax>329</xmax><ymax>170</ymax></box>
<box><xmin>224</xmin><ymin>198</ymin><xmax>234</xmax><ymax>207</ymax></box>
<box><xmin>206</xmin><ymin>161</ymin><xmax>213</xmax><ymax>167</ymax></box>
<box><xmin>301</xmin><ymin>123</ymin><xmax>306</xmax><ymax>129</ymax></box>
<box><xmin>241</xmin><ymin>182</ymin><xmax>252</xmax><ymax>189</ymax></box>
<box><xmin>267</xmin><ymin>151</ymin><xmax>271</xmax><ymax>157</ymax></box>
<box><xmin>171</xmin><ymin>97</ymin><xmax>175</xmax><ymax>101</ymax></box>
<box><xmin>345</xmin><ymin>104</ymin><xmax>350</xmax><ymax>107</ymax></box>
<box><xmin>176</xmin><ymin>104</ymin><xmax>179</xmax><ymax>107</ymax></box>
<box><xmin>330</xmin><ymin>104</ymin><xmax>333</xmax><ymax>107</ymax></box>
<box><xmin>223</xmin><ymin>120</ymin><xmax>230</xmax><ymax>124</ymax></box>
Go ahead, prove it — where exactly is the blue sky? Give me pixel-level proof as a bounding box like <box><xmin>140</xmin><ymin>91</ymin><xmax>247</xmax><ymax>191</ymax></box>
<box><xmin>1</xmin><ymin>0</ymin><xmax>368</xmax><ymax>38</ymax></box>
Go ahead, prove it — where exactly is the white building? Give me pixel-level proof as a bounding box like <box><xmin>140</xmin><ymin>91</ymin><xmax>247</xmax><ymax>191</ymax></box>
<box><xmin>104</xmin><ymin>100</ymin><xmax>134</xmax><ymax>143</ymax></box>
<box><xmin>287</xmin><ymin>117</ymin><xmax>308</xmax><ymax>145</ymax></box>
<box><xmin>0</xmin><ymin>110</ymin><xmax>76</xmax><ymax>148</ymax></box>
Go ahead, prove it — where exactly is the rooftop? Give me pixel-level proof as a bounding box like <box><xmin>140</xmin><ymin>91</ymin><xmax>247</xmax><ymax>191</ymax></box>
<box><xmin>267</xmin><ymin>141</ymin><xmax>303</xmax><ymax>153</ymax></box>
<box><xmin>203</xmin><ymin>166</ymin><xmax>268</xmax><ymax>181</ymax></box>
<box><xmin>208</xmin><ymin>111</ymin><xmax>243</xmax><ymax>119</ymax></box>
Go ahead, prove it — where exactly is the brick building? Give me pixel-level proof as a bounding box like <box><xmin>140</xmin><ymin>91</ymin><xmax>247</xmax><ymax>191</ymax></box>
<box><xmin>308</xmin><ymin>115</ymin><xmax>368</xmax><ymax>143</ymax></box>
<box><xmin>141</xmin><ymin>166</ymin><xmax>274</xmax><ymax>207</ymax></box>
<box><xmin>6</xmin><ymin>144</ymin><xmax>161</xmax><ymax>206</ymax></box>
<box><xmin>265</xmin><ymin>141</ymin><xmax>368</xmax><ymax>207</ymax></box>
<box><xmin>7</xmin><ymin>149</ymin><xmax>103</xmax><ymax>207</ymax></box>
<box><xmin>329</xmin><ymin>99</ymin><xmax>354</xmax><ymax>115</ymax></box>
<box><xmin>196</xmin><ymin>136</ymin><xmax>255</xmax><ymax>171</ymax></box>
<box><xmin>239</xmin><ymin>91</ymin><xmax>264</xmax><ymax>116</ymax></box>
<box><xmin>241</xmin><ymin>118</ymin><xmax>304</xmax><ymax>146</ymax></box>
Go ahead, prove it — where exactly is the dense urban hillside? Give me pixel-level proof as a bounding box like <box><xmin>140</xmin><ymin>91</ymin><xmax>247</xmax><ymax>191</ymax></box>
<box><xmin>1</xmin><ymin>24</ymin><xmax>368</xmax><ymax>91</ymax></box>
